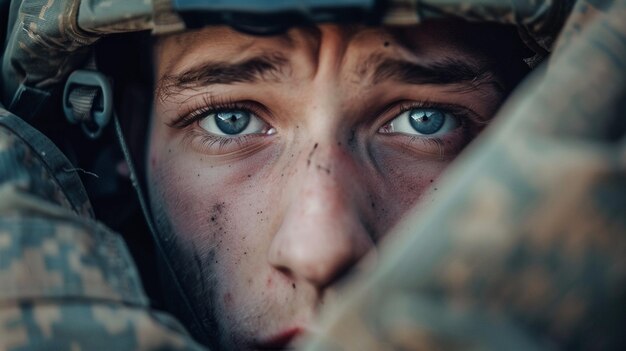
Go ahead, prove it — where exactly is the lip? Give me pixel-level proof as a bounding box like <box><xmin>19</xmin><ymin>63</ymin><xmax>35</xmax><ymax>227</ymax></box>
<box><xmin>255</xmin><ymin>327</ymin><xmax>303</xmax><ymax>350</ymax></box>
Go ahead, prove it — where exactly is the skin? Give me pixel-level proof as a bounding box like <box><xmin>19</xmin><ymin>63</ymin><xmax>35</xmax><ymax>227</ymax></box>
<box><xmin>146</xmin><ymin>21</ymin><xmax>520</xmax><ymax>350</ymax></box>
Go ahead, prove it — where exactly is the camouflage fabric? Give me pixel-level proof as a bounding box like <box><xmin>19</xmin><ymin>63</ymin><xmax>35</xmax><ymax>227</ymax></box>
<box><xmin>0</xmin><ymin>109</ymin><xmax>206</xmax><ymax>350</ymax></box>
<box><xmin>302</xmin><ymin>0</ymin><xmax>626</xmax><ymax>350</ymax></box>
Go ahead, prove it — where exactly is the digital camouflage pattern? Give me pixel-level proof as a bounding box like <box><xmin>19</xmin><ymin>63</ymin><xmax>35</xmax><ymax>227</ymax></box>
<box><xmin>0</xmin><ymin>112</ymin><xmax>206</xmax><ymax>350</ymax></box>
<box><xmin>0</xmin><ymin>0</ymin><xmax>624</xmax><ymax>350</ymax></box>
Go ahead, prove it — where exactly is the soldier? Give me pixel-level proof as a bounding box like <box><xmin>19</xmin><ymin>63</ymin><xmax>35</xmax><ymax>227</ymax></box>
<box><xmin>1</xmin><ymin>1</ymin><xmax>624</xmax><ymax>351</ymax></box>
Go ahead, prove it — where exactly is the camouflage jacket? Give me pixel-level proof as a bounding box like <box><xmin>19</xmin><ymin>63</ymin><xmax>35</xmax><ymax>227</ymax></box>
<box><xmin>1</xmin><ymin>0</ymin><xmax>625</xmax><ymax>350</ymax></box>
<box><xmin>0</xmin><ymin>112</ymin><xmax>206</xmax><ymax>350</ymax></box>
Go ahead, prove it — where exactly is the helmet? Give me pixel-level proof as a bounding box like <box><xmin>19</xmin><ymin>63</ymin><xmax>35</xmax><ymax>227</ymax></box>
<box><xmin>1</xmin><ymin>0</ymin><xmax>566</xmax><ymax>122</ymax></box>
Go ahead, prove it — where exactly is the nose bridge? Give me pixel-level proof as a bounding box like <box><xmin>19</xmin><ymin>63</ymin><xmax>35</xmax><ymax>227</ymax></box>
<box><xmin>268</xmin><ymin>141</ymin><xmax>374</xmax><ymax>288</ymax></box>
<box><xmin>297</xmin><ymin>140</ymin><xmax>363</xmax><ymax>221</ymax></box>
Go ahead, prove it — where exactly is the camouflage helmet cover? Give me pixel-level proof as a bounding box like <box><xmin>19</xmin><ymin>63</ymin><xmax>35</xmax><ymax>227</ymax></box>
<box><xmin>0</xmin><ymin>0</ymin><xmax>572</xmax><ymax>117</ymax></box>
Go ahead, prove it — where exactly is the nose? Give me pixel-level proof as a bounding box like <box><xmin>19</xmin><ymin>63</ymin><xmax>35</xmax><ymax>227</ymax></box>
<box><xmin>268</xmin><ymin>143</ymin><xmax>375</xmax><ymax>289</ymax></box>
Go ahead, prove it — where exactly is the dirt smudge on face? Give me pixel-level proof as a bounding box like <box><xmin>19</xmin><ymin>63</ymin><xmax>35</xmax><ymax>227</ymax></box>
<box><xmin>307</xmin><ymin>142</ymin><xmax>319</xmax><ymax>167</ymax></box>
<box><xmin>316</xmin><ymin>164</ymin><xmax>331</xmax><ymax>174</ymax></box>
<box><xmin>209</xmin><ymin>202</ymin><xmax>227</xmax><ymax>224</ymax></box>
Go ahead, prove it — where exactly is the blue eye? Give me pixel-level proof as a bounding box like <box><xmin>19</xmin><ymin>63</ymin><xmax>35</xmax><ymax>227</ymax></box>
<box><xmin>215</xmin><ymin>110</ymin><xmax>251</xmax><ymax>135</ymax></box>
<box><xmin>381</xmin><ymin>108</ymin><xmax>459</xmax><ymax>136</ymax></box>
<box><xmin>199</xmin><ymin>109</ymin><xmax>270</xmax><ymax>137</ymax></box>
<box><xmin>409</xmin><ymin>109</ymin><xmax>445</xmax><ymax>135</ymax></box>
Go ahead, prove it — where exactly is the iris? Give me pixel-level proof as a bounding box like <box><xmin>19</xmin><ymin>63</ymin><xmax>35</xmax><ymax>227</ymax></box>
<box><xmin>409</xmin><ymin>109</ymin><xmax>445</xmax><ymax>135</ymax></box>
<box><xmin>215</xmin><ymin>110</ymin><xmax>251</xmax><ymax>135</ymax></box>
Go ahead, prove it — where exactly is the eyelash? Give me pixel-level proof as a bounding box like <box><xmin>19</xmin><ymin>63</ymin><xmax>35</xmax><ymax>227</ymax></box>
<box><xmin>168</xmin><ymin>95</ymin><xmax>271</xmax><ymax>153</ymax></box>
<box><xmin>169</xmin><ymin>95</ymin><xmax>485</xmax><ymax>154</ymax></box>
<box><xmin>382</xmin><ymin>100</ymin><xmax>484</xmax><ymax>131</ymax></box>
<box><xmin>169</xmin><ymin>95</ymin><xmax>267</xmax><ymax>129</ymax></box>
<box><xmin>377</xmin><ymin>100</ymin><xmax>486</xmax><ymax>157</ymax></box>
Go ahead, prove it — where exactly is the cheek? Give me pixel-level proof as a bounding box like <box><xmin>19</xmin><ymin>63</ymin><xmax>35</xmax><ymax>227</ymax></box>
<box><xmin>147</xmin><ymin>147</ymin><xmax>281</xmax><ymax>326</ymax></box>
<box><xmin>147</xmin><ymin>138</ymin><xmax>284</xmax><ymax>286</ymax></box>
<box><xmin>369</xmin><ymin>144</ymin><xmax>450</xmax><ymax>229</ymax></box>
<box><xmin>149</xmin><ymin>151</ymin><xmax>270</xmax><ymax>253</ymax></box>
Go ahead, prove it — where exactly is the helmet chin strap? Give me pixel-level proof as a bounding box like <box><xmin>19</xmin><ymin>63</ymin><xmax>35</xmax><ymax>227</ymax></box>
<box><xmin>63</xmin><ymin>65</ymin><xmax>211</xmax><ymax>344</ymax></box>
<box><xmin>112</xmin><ymin>111</ymin><xmax>212</xmax><ymax>345</ymax></box>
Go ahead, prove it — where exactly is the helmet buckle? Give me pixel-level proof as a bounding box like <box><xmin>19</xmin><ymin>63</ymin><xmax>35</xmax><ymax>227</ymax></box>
<box><xmin>63</xmin><ymin>70</ymin><xmax>113</xmax><ymax>139</ymax></box>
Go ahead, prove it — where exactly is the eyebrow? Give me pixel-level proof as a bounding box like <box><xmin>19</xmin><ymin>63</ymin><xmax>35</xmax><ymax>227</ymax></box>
<box><xmin>156</xmin><ymin>53</ymin><xmax>290</xmax><ymax>101</ymax></box>
<box><xmin>370</xmin><ymin>56</ymin><xmax>504</xmax><ymax>93</ymax></box>
<box><xmin>157</xmin><ymin>51</ymin><xmax>504</xmax><ymax>101</ymax></box>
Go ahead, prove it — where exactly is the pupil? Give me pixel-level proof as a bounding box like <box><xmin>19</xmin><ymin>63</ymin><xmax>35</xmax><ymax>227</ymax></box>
<box><xmin>215</xmin><ymin>110</ymin><xmax>251</xmax><ymax>135</ymax></box>
<box><xmin>409</xmin><ymin>109</ymin><xmax>445</xmax><ymax>135</ymax></box>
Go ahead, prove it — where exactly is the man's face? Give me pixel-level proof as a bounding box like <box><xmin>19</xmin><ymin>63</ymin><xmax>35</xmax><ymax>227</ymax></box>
<box><xmin>147</xmin><ymin>21</ymin><xmax>515</xmax><ymax>349</ymax></box>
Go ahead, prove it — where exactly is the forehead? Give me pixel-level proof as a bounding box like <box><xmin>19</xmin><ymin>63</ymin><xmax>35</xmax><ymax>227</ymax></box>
<box><xmin>154</xmin><ymin>21</ymin><xmax>503</xmax><ymax>76</ymax></box>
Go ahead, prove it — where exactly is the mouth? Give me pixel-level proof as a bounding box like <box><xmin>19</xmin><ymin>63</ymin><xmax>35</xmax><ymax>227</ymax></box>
<box><xmin>254</xmin><ymin>327</ymin><xmax>304</xmax><ymax>350</ymax></box>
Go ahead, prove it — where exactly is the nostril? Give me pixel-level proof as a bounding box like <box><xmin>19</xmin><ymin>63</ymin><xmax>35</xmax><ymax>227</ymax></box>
<box><xmin>316</xmin><ymin>260</ymin><xmax>358</xmax><ymax>291</ymax></box>
<box><xmin>275</xmin><ymin>265</ymin><xmax>295</xmax><ymax>280</ymax></box>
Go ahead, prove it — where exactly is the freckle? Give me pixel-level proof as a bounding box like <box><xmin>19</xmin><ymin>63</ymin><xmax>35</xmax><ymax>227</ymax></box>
<box><xmin>168</xmin><ymin>149</ymin><xmax>171</xmax><ymax>153</ymax></box>
<box><xmin>248</xmin><ymin>278</ymin><xmax>252</xmax><ymax>284</ymax></box>
<box><xmin>215</xmin><ymin>260</ymin><xmax>218</xmax><ymax>264</ymax></box>
<box><xmin>267</xmin><ymin>278</ymin><xmax>272</xmax><ymax>287</ymax></box>
<box><xmin>430</xmin><ymin>179</ymin><xmax>434</xmax><ymax>183</ymax></box>
<box><xmin>434</xmin><ymin>187</ymin><xmax>438</xmax><ymax>191</ymax></box>
<box><xmin>247</xmin><ymin>174</ymin><xmax>251</xmax><ymax>178</ymax></box>
<box><xmin>197</xmin><ymin>173</ymin><xmax>200</xmax><ymax>177</ymax></box>
<box><xmin>244</xmin><ymin>252</ymin><xmax>247</xmax><ymax>255</ymax></box>
<box><xmin>371</xmin><ymin>202</ymin><xmax>376</xmax><ymax>208</ymax></box>
<box><xmin>292</xmin><ymin>283</ymin><xmax>296</xmax><ymax>289</ymax></box>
